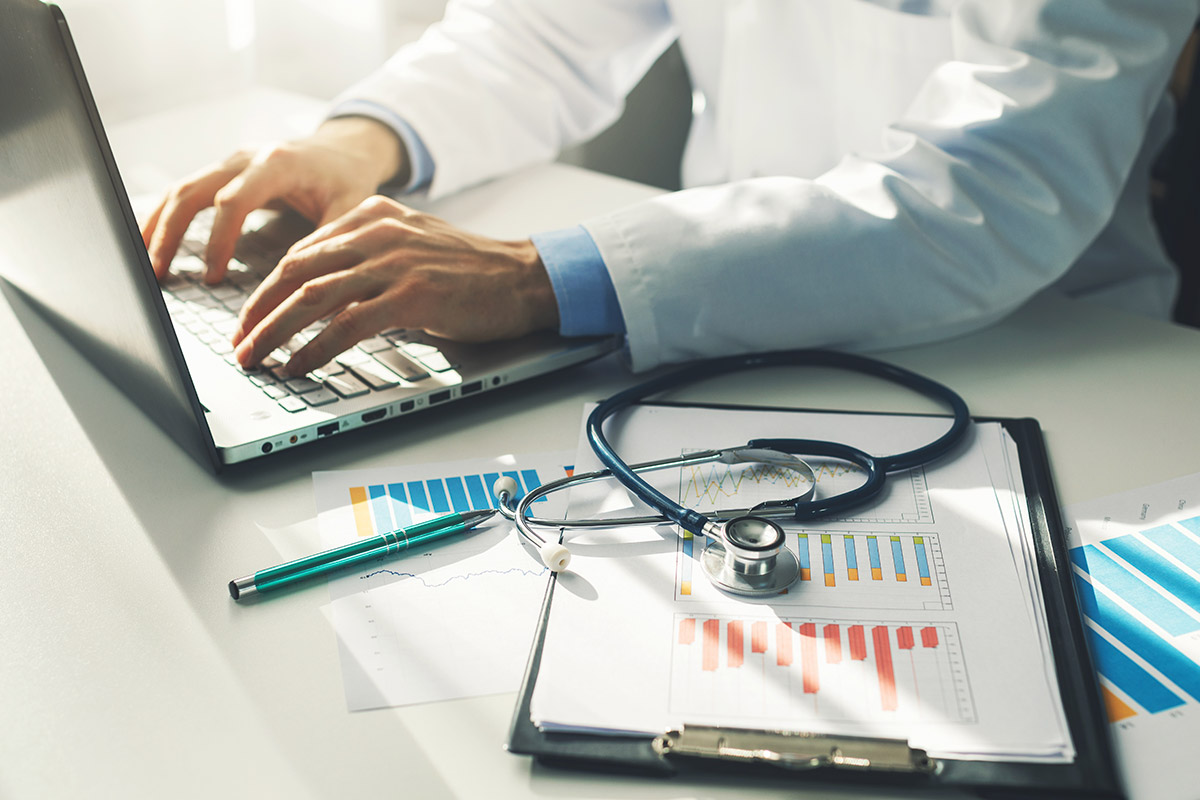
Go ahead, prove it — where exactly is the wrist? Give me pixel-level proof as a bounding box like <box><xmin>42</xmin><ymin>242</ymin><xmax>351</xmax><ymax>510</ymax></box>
<box><xmin>315</xmin><ymin>116</ymin><xmax>410</xmax><ymax>188</ymax></box>
<box><xmin>506</xmin><ymin>239</ymin><xmax>561</xmax><ymax>334</ymax></box>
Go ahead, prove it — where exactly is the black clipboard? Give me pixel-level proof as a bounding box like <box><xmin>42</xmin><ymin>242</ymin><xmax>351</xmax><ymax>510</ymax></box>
<box><xmin>507</xmin><ymin>409</ymin><xmax>1123</xmax><ymax>799</ymax></box>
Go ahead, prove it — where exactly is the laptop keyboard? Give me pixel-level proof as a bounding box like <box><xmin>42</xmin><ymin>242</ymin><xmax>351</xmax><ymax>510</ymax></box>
<box><xmin>159</xmin><ymin>210</ymin><xmax>457</xmax><ymax>414</ymax></box>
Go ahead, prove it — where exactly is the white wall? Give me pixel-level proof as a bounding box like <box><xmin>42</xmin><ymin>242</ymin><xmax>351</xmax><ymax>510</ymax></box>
<box><xmin>57</xmin><ymin>0</ymin><xmax>447</xmax><ymax>122</ymax></box>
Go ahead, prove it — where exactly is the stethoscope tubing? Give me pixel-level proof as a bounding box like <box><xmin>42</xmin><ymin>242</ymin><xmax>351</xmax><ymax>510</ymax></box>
<box><xmin>585</xmin><ymin>349</ymin><xmax>970</xmax><ymax>536</ymax></box>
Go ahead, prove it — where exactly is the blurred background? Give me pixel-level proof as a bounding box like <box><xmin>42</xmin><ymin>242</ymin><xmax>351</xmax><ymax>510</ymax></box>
<box><xmin>57</xmin><ymin>0</ymin><xmax>691</xmax><ymax>190</ymax></box>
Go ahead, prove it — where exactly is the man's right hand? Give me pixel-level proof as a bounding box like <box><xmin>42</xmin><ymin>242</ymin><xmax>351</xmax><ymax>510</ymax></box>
<box><xmin>140</xmin><ymin>115</ymin><xmax>409</xmax><ymax>285</ymax></box>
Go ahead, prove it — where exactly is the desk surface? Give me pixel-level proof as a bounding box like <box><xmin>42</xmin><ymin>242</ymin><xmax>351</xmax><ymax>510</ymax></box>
<box><xmin>4</xmin><ymin>89</ymin><xmax>1200</xmax><ymax>799</ymax></box>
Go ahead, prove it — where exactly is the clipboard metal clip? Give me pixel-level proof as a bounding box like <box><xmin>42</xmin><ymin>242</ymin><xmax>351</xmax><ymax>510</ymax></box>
<box><xmin>652</xmin><ymin>725</ymin><xmax>937</xmax><ymax>774</ymax></box>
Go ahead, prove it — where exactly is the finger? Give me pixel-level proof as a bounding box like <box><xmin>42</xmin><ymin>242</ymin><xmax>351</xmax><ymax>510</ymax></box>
<box><xmin>205</xmin><ymin>149</ymin><xmax>302</xmax><ymax>285</ymax></box>
<box><xmin>234</xmin><ymin>270</ymin><xmax>374</xmax><ymax>371</ymax></box>
<box><xmin>145</xmin><ymin>159</ymin><xmax>249</xmax><ymax>279</ymax></box>
<box><xmin>282</xmin><ymin>295</ymin><xmax>396</xmax><ymax>377</ymax></box>
<box><xmin>291</xmin><ymin>194</ymin><xmax>408</xmax><ymax>253</ymax></box>
<box><xmin>233</xmin><ymin>232</ymin><xmax>364</xmax><ymax>344</ymax></box>
<box><xmin>140</xmin><ymin>197</ymin><xmax>165</xmax><ymax>250</ymax></box>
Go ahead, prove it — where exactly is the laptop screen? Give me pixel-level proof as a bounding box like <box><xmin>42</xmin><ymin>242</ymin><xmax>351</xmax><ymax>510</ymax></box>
<box><xmin>0</xmin><ymin>1</ymin><xmax>217</xmax><ymax>468</ymax></box>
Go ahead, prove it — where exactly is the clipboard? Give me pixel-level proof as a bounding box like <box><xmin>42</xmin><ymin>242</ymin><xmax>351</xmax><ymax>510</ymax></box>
<box><xmin>506</xmin><ymin>409</ymin><xmax>1123</xmax><ymax>799</ymax></box>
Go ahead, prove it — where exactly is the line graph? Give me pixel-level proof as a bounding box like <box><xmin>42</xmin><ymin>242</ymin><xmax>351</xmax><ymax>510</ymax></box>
<box><xmin>677</xmin><ymin>459</ymin><xmax>933</xmax><ymax>526</ymax></box>
<box><xmin>361</xmin><ymin>565</ymin><xmax>548</xmax><ymax>587</ymax></box>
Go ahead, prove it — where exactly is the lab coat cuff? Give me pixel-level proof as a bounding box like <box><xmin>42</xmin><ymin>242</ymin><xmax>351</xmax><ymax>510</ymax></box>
<box><xmin>327</xmin><ymin>99</ymin><xmax>436</xmax><ymax>193</ymax></box>
<box><xmin>532</xmin><ymin>225</ymin><xmax>626</xmax><ymax>338</ymax></box>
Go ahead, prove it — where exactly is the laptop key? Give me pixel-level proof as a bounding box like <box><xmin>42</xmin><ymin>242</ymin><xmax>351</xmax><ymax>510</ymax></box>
<box><xmin>346</xmin><ymin>360</ymin><xmax>401</xmax><ymax>390</ymax></box>
<box><xmin>322</xmin><ymin>372</ymin><xmax>370</xmax><ymax>398</ymax></box>
<box><xmin>278</xmin><ymin>396</ymin><xmax>307</xmax><ymax>413</ymax></box>
<box><xmin>284</xmin><ymin>376</ymin><xmax>323</xmax><ymax>394</ymax></box>
<box><xmin>372</xmin><ymin>348</ymin><xmax>429</xmax><ymax>381</ymax></box>
<box><xmin>302</xmin><ymin>388</ymin><xmax>339</xmax><ymax>406</ymax></box>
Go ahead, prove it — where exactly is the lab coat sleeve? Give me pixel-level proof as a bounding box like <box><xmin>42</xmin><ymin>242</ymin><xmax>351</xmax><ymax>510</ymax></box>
<box><xmin>584</xmin><ymin>0</ymin><xmax>1199</xmax><ymax>371</ymax></box>
<box><xmin>332</xmin><ymin>0</ymin><xmax>675</xmax><ymax>199</ymax></box>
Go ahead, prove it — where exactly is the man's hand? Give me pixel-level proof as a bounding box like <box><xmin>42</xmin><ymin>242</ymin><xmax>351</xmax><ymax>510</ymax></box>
<box><xmin>232</xmin><ymin>195</ymin><xmax>561</xmax><ymax>376</ymax></box>
<box><xmin>140</xmin><ymin>116</ymin><xmax>408</xmax><ymax>283</ymax></box>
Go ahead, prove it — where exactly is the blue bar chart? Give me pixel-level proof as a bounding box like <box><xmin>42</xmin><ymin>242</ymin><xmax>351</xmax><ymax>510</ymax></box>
<box><xmin>348</xmin><ymin>467</ymin><xmax>560</xmax><ymax>536</ymax></box>
<box><xmin>676</xmin><ymin>529</ymin><xmax>952</xmax><ymax>610</ymax></box>
<box><xmin>1069</xmin><ymin>518</ymin><xmax>1200</xmax><ymax>723</ymax></box>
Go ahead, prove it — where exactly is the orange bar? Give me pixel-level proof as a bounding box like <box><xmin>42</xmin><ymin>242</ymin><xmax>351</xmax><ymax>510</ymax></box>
<box><xmin>920</xmin><ymin>626</ymin><xmax>939</xmax><ymax>648</ymax></box>
<box><xmin>776</xmin><ymin>622</ymin><xmax>794</xmax><ymax>667</ymax></box>
<box><xmin>799</xmin><ymin>623</ymin><xmax>819</xmax><ymax>694</ymax></box>
<box><xmin>920</xmin><ymin>576</ymin><xmax>932</xmax><ymax>586</ymax></box>
<box><xmin>678</xmin><ymin>617</ymin><xmax>696</xmax><ymax>645</ymax></box>
<box><xmin>727</xmin><ymin>621</ymin><xmax>745</xmax><ymax>669</ymax></box>
<box><xmin>823</xmin><ymin>623</ymin><xmax>842</xmax><ymax>664</ymax></box>
<box><xmin>1101</xmin><ymin>685</ymin><xmax>1138</xmax><ymax>723</ymax></box>
<box><xmin>751</xmin><ymin>621</ymin><xmax>769</xmax><ymax>654</ymax></box>
<box><xmin>871</xmin><ymin>568</ymin><xmax>883</xmax><ymax>581</ymax></box>
<box><xmin>847</xmin><ymin>568</ymin><xmax>859</xmax><ymax>581</ymax></box>
<box><xmin>702</xmin><ymin>619</ymin><xmax>720</xmax><ymax>671</ymax></box>
<box><xmin>896</xmin><ymin>626</ymin><xmax>915</xmax><ymax>650</ymax></box>
<box><xmin>348</xmin><ymin>486</ymin><xmax>373</xmax><ymax>538</ymax></box>
<box><xmin>873</xmin><ymin>625</ymin><xmax>898</xmax><ymax>712</ymax></box>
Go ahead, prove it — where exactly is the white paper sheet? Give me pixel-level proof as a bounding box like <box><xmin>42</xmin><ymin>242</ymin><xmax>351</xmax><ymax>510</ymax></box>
<box><xmin>313</xmin><ymin>453</ymin><xmax>570</xmax><ymax>710</ymax></box>
<box><xmin>1064</xmin><ymin>472</ymin><xmax>1200</xmax><ymax>800</ymax></box>
<box><xmin>530</xmin><ymin>405</ymin><xmax>1072</xmax><ymax>762</ymax></box>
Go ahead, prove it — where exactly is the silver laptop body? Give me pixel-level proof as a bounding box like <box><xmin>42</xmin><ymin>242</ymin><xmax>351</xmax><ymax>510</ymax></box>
<box><xmin>0</xmin><ymin>0</ymin><xmax>617</xmax><ymax>470</ymax></box>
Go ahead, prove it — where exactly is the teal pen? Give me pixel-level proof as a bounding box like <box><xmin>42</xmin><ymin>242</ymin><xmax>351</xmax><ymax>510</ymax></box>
<box><xmin>228</xmin><ymin>508</ymin><xmax>497</xmax><ymax>601</ymax></box>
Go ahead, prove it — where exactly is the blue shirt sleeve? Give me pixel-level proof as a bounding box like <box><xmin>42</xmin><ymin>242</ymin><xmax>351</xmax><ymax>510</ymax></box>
<box><xmin>532</xmin><ymin>226</ymin><xmax>626</xmax><ymax>337</ymax></box>
<box><xmin>328</xmin><ymin>99</ymin><xmax>436</xmax><ymax>192</ymax></box>
<box><xmin>330</xmin><ymin>102</ymin><xmax>624</xmax><ymax>338</ymax></box>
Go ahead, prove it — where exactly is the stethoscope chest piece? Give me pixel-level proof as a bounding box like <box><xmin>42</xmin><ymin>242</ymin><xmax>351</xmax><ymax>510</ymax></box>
<box><xmin>699</xmin><ymin>515</ymin><xmax>801</xmax><ymax>596</ymax></box>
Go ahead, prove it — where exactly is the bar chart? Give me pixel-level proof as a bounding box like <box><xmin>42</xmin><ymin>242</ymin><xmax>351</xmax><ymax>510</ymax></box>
<box><xmin>669</xmin><ymin>613</ymin><xmax>975</xmax><ymax>724</ymax></box>
<box><xmin>347</xmin><ymin>466</ymin><xmax>561</xmax><ymax>537</ymax></box>
<box><xmin>678</xmin><ymin>459</ymin><xmax>934</xmax><ymax>526</ymax></box>
<box><xmin>1069</xmin><ymin>518</ymin><xmax>1200</xmax><ymax>724</ymax></box>
<box><xmin>676</xmin><ymin>529</ymin><xmax>952</xmax><ymax>611</ymax></box>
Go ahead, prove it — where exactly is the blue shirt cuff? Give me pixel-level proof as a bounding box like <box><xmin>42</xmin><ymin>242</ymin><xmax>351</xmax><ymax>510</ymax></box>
<box><xmin>328</xmin><ymin>99</ymin><xmax>435</xmax><ymax>192</ymax></box>
<box><xmin>532</xmin><ymin>225</ymin><xmax>626</xmax><ymax>337</ymax></box>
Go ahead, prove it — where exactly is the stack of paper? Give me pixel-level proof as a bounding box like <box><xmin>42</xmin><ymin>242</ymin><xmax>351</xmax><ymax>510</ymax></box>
<box><xmin>529</xmin><ymin>404</ymin><xmax>1074</xmax><ymax>763</ymax></box>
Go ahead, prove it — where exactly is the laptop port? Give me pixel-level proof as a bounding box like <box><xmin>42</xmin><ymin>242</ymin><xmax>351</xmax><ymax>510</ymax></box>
<box><xmin>399</xmin><ymin>400</ymin><xmax>415</xmax><ymax>413</ymax></box>
<box><xmin>361</xmin><ymin>409</ymin><xmax>387</xmax><ymax>423</ymax></box>
<box><xmin>317</xmin><ymin>422</ymin><xmax>339</xmax><ymax>438</ymax></box>
<box><xmin>429</xmin><ymin>389</ymin><xmax>452</xmax><ymax>405</ymax></box>
<box><xmin>461</xmin><ymin>380</ymin><xmax>483</xmax><ymax>396</ymax></box>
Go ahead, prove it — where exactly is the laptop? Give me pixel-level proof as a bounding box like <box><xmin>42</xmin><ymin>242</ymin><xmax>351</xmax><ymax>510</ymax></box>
<box><xmin>0</xmin><ymin>0</ymin><xmax>618</xmax><ymax>470</ymax></box>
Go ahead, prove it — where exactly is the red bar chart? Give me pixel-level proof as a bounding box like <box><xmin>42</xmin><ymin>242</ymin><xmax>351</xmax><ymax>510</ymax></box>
<box><xmin>669</xmin><ymin>613</ymin><xmax>975</xmax><ymax>725</ymax></box>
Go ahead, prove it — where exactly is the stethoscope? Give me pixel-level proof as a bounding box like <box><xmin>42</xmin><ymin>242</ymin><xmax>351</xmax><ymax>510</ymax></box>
<box><xmin>494</xmin><ymin>350</ymin><xmax>969</xmax><ymax>597</ymax></box>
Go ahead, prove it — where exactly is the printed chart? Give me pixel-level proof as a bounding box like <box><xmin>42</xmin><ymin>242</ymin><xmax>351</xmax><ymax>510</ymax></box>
<box><xmin>346</xmin><ymin>466</ymin><xmax>555</xmax><ymax>537</ymax></box>
<box><xmin>1069</xmin><ymin>518</ymin><xmax>1200</xmax><ymax>724</ymax></box>
<box><xmin>678</xmin><ymin>459</ymin><xmax>933</xmax><ymax>526</ymax></box>
<box><xmin>315</xmin><ymin>453</ymin><xmax>572</xmax><ymax>710</ymax></box>
<box><xmin>669</xmin><ymin>613</ymin><xmax>975</xmax><ymax>724</ymax></box>
<box><xmin>676</xmin><ymin>530</ymin><xmax>951</xmax><ymax>610</ymax></box>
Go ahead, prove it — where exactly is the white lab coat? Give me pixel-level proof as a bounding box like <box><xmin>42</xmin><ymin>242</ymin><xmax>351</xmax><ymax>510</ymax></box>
<box><xmin>337</xmin><ymin>0</ymin><xmax>1199</xmax><ymax>371</ymax></box>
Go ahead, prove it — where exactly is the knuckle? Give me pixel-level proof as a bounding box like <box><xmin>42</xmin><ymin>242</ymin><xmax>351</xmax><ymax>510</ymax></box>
<box><xmin>275</xmin><ymin>254</ymin><xmax>307</xmax><ymax>282</ymax></box>
<box><xmin>359</xmin><ymin>194</ymin><xmax>399</xmax><ymax>215</ymax></box>
<box><xmin>294</xmin><ymin>278</ymin><xmax>331</xmax><ymax>308</ymax></box>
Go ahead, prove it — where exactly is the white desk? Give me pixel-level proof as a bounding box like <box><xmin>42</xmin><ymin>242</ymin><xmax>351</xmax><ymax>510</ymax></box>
<box><xmin>5</xmin><ymin>90</ymin><xmax>1200</xmax><ymax>799</ymax></box>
